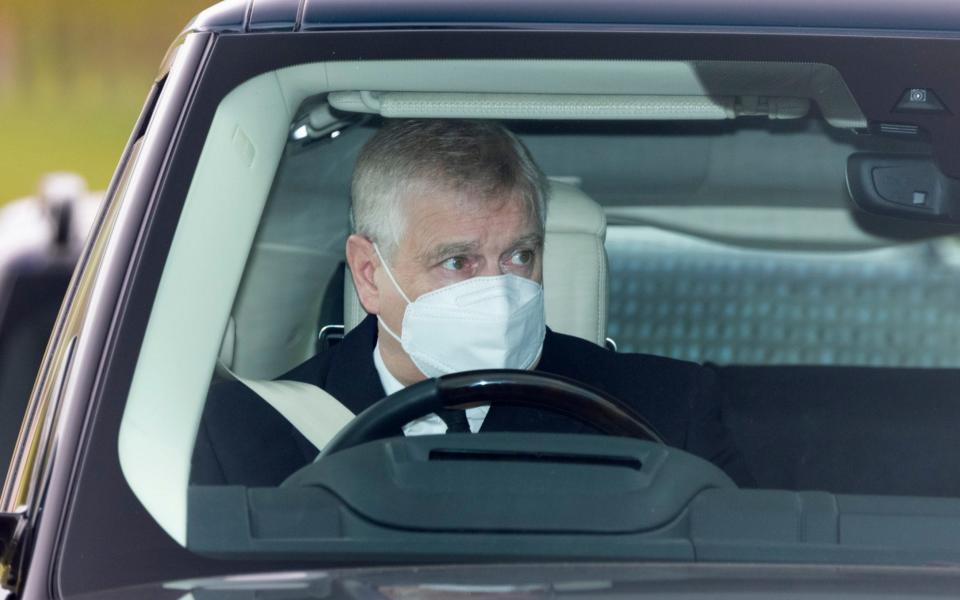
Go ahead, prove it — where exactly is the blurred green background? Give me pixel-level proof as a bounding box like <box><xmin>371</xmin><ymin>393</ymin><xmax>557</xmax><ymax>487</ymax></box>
<box><xmin>0</xmin><ymin>0</ymin><xmax>213</xmax><ymax>205</ymax></box>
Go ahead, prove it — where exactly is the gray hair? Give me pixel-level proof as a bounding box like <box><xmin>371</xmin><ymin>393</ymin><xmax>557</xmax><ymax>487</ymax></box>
<box><xmin>350</xmin><ymin>119</ymin><xmax>549</xmax><ymax>261</ymax></box>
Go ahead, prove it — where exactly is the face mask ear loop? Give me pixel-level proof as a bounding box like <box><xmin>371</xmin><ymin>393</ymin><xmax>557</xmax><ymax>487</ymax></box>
<box><xmin>378</xmin><ymin>317</ymin><xmax>404</xmax><ymax>345</ymax></box>
<box><xmin>372</xmin><ymin>243</ymin><xmax>412</xmax><ymax>304</ymax></box>
<box><xmin>372</xmin><ymin>242</ymin><xmax>410</xmax><ymax>344</ymax></box>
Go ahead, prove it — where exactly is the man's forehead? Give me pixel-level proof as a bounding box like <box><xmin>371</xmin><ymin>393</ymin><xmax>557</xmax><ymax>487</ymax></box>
<box><xmin>401</xmin><ymin>193</ymin><xmax>541</xmax><ymax>261</ymax></box>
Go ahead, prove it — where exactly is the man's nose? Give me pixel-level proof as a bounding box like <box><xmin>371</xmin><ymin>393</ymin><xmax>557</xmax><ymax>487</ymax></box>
<box><xmin>479</xmin><ymin>259</ymin><xmax>504</xmax><ymax>277</ymax></box>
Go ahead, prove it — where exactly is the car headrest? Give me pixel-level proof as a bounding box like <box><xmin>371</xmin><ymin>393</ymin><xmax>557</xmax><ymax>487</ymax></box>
<box><xmin>344</xmin><ymin>181</ymin><xmax>608</xmax><ymax>346</ymax></box>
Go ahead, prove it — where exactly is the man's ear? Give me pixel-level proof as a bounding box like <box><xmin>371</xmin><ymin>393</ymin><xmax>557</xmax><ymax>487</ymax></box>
<box><xmin>345</xmin><ymin>234</ymin><xmax>382</xmax><ymax>315</ymax></box>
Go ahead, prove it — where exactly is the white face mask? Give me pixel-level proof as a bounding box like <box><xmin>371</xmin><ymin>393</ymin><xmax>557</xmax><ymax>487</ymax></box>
<box><xmin>374</xmin><ymin>244</ymin><xmax>546</xmax><ymax>378</ymax></box>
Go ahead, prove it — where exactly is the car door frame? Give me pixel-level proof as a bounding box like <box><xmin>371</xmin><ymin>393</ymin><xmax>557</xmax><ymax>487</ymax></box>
<box><xmin>0</xmin><ymin>32</ymin><xmax>215</xmax><ymax>599</ymax></box>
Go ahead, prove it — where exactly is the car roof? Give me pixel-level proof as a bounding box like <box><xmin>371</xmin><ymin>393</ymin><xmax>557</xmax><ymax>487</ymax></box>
<box><xmin>187</xmin><ymin>0</ymin><xmax>960</xmax><ymax>35</ymax></box>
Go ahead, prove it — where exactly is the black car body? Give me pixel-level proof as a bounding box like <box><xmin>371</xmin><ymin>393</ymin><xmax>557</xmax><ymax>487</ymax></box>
<box><xmin>5</xmin><ymin>0</ymin><xmax>960</xmax><ymax>598</ymax></box>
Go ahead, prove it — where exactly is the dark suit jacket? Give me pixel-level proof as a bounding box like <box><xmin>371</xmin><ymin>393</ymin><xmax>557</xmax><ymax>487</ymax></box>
<box><xmin>192</xmin><ymin>315</ymin><xmax>754</xmax><ymax>486</ymax></box>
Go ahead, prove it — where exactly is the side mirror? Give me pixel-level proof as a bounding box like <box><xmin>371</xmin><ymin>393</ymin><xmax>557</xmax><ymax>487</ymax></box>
<box><xmin>0</xmin><ymin>508</ymin><xmax>26</xmax><ymax>590</ymax></box>
<box><xmin>847</xmin><ymin>154</ymin><xmax>960</xmax><ymax>223</ymax></box>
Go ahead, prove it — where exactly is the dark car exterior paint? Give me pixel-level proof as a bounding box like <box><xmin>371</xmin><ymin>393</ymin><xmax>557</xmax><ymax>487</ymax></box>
<box><xmin>63</xmin><ymin>564</ymin><xmax>960</xmax><ymax>600</ymax></box>
<box><xmin>0</xmin><ymin>33</ymin><xmax>216</xmax><ymax>599</ymax></box>
<box><xmin>190</xmin><ymin>0</ymin><xmax>960</xmax><ymax>33</ymax></box>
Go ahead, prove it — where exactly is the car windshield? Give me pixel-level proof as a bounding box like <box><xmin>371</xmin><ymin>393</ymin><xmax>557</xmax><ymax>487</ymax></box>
<box><xmin>115</xmin><ymin>58</ymin><xmax>960</xmax><ymax>568</ymax></box>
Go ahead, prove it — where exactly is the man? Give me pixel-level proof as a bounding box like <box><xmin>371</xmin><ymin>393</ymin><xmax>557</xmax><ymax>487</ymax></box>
<box><xmin>192</xmin><ymin>119</ymin><xmax>753</xmax><ymax>486</ymax></box>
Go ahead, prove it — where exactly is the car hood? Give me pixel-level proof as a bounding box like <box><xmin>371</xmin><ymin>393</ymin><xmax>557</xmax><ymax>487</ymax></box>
<box><xmin>69</xmin><ymin>562</ymin><xmax>960</xmax><ymax>600</ymax></box>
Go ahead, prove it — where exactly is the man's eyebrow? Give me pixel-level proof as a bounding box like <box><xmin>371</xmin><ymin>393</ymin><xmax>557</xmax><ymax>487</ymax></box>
<box><xmin>419</xmin><ymin>241</ymin><xmax>481</xmax><ymax>264</ymax></box>
<box><xmin>510</xmin><ymin>233</ymin><xmax>544</xmax><ymax>249</ymax></box>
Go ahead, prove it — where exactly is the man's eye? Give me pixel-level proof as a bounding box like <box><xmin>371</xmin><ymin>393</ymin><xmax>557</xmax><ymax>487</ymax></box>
<box><xmin>510</xmin><ymin>250</ymin><xmax>534</xmax><ymax>266</ymax></box>
<box><xmin>442</xmin><ymin>256</ymin><xmax>468</xmax><ymax>271</ymax></box>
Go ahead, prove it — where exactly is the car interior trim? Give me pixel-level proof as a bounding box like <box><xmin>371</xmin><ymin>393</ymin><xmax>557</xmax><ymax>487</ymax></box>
<box><xmin>327</xmin><ymin>91</ymin><xmax>810</xmax><ymax>121</ymax></box>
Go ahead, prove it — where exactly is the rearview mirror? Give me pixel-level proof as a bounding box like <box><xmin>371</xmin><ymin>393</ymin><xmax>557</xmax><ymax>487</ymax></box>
<box><xmin>847</xmin><ymin>153</ymin><xmax>960</xmax><ymax>223</ymax></box>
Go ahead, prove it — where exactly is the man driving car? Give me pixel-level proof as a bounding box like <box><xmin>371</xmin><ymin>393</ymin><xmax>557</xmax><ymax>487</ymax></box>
<box><xmin>192</xmin><ymin>119</ymin><xmax>753</xmax><ymax>487</ymax></box>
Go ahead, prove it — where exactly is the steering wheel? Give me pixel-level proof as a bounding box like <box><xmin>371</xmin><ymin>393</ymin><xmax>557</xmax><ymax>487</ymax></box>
<box><xmin>321</xmin><ymin>369</ymin><xmax>664</xmax><ymax>457</ymax></box>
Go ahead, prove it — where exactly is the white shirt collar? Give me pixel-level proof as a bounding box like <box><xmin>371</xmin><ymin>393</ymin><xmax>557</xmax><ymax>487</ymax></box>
<box><xmin>372</xmin><ymin>341</ymin><xmax>405</xmax><ymax>396</ymax></box>
<box><xmin>371</xmin><ymin>341</ymin><xmax>489</xmax><ymax>435</ymax></box>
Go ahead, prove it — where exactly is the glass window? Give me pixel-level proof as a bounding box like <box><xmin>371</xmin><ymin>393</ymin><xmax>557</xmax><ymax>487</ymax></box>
<box><xmin>118</xmin><ymin>59</ymin><xmax>960</xmax><ymax>566</ymax></box>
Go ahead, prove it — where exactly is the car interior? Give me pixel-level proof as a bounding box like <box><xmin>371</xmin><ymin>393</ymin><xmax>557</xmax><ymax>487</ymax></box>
<box><xmin>114</xmin><ymin>58</ymin><xmax>960</xmax><ymax>563</ymax></box>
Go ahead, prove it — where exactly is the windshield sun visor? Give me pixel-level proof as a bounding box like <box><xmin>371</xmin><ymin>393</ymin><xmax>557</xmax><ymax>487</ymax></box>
<box><xmin>313</xmin><ymin>60</ymin><xmax>866</xmax><ymax>128</ymax></box>
<box><xmin>327</xmin><ymin>91</ymin><xmax>811</xmax><ymax>121</ymax></box>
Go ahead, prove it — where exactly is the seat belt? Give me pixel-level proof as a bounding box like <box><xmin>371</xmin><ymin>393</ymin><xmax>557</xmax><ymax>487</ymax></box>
<box><xmin>222</xmin><ymin>365</ymin><xmax>355</xmax><ymax>452</ymax></box>
<box><xmin>215</xmin><ymin>317</ymin><xmax>354</xmax><ymax>450</ymax></box>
